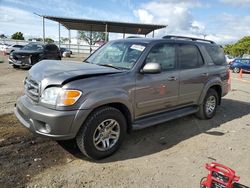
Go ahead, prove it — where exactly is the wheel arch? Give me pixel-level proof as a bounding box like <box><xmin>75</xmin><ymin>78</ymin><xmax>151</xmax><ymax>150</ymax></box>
<box><xmin>75</xmin><ymin>101</ymin><xmax>133</xmax><ymax>136</ymax></box>
<box><xmin>199</xmin><ymin>82</ymin><xmax>222</xmax><ymax>105</ymax></box>
<box><xmin>105</xmin><ymin>102</ymin><xmax>133</xmax><ymax>133</ymax></box>
<box><xmin>209</xmin><ymin>85</ymin><xmax>222</xmax><ymax>105</ymax></box>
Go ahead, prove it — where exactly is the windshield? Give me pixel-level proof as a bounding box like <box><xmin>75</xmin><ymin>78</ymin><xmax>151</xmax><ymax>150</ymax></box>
<box><xmin>22</xmin><ymin>43</ymin><xmax>44</xmax><ymax>51</ymax></box>
<box><xmin>86</xmin><ymin>41</ymin><xmax>147</xmax><ymax>69</ymax></box>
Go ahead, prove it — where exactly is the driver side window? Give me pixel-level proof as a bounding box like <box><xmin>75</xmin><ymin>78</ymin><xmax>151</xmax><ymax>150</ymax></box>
<box><xmin>146</xmin><ymin>43</ymin><xmax>176</xmax><ymax>71</ymax></box>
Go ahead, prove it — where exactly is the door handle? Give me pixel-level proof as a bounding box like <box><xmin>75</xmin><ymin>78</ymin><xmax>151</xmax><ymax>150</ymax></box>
<box><xmin>167</xmin><ymin>76</ymin><xmax>177</xmax><ymax>81</ymax></box>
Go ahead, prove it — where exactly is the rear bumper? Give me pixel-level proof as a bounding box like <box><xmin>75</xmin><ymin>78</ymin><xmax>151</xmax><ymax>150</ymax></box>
<box><xmin>14</xmin><ymin>96</ymin><xmax>91</xmax><ymax>140</ymax></box>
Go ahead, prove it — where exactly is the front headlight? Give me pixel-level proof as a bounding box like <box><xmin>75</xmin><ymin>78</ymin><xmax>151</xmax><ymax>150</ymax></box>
<box><xmin>40</xmin><ymin>87</ymin><xmax>82</xmax><ymax>106</ymax></box>
<box><xmin>41</xmin><ymin>87</ymin><xmax>62</xmax><ymax>105</ymax></box>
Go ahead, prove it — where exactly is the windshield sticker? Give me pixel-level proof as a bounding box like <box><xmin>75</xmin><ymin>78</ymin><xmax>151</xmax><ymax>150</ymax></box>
<box><xmin>130</xmin><ymin>44</ymin><xmax>145</xmax><ymax>51</ymax></box>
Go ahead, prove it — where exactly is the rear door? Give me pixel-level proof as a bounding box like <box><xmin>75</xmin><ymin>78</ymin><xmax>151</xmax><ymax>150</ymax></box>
<box><xmin>135</xmin><ymin>42</ymin><xmax>179</xmax><ymax>118</ymax></box>
<box><xmin>177</xmin><ymin>43</ymin><xmax>208</xmax><ymax>105</ymax></box>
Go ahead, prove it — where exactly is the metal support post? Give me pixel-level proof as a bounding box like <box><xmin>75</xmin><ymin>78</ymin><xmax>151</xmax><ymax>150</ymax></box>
<box><xmin>43</xmin><ymin>17</ymin><xmax>45</xmax><ymax>43</ymax></box>
<box><xmin>68</xmin><ymin>29</ymin><xmax>71</xmax><ymax>50</ymax></box>
<box><xmin>58</xmin><ymin>23</ymin><xmax>61</xmax><ymax>48</ymax></box>
<box><xmin>105</xmin><ymin>24</ymin><xmax>108</xmax><ymax>42</ymax></box>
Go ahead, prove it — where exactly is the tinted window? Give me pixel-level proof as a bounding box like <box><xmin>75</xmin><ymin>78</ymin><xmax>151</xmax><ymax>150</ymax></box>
<box><xmin>178</xmin><ymin>44</ymin><xmax>203</xmax><ymax>69</ymax></box>
<box><xmin>45</xmin><ymin>44</ymin><xmax>59</xmax><ymax>51</ymax></box>
<box><xmin>13</xmin><ymin>45</ymin><xmax>23</xmax><ymax>48</ymax></box>
<box><xmin>22</xmin><ymin>43</ymin><xmax>44</xmax><ymax>51</ymax></box>
<box><xmin>239</xmin><ymin>59</ymin><xmax>250</xmax><ymax>64</ymax></box>
<box><xmin>204</xmin><ymin>44</ymin><xmax>225</xmax><ymax>65</ymax></box>
<box><xmin>146</xmin><ymin>43</ymin><xmax>176</xmax><ymax>71</ymax></box>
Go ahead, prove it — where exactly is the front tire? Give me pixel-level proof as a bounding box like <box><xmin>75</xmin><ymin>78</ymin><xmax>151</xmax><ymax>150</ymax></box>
<box><xmin>196</xmin><ymin>88</ymin><xmax>219</xmax><ymax>119</ymax></box>
<box><xmin>76</xmin><ymin>106</ymin><xmax>127</xmax><ymax>159</ymax></box>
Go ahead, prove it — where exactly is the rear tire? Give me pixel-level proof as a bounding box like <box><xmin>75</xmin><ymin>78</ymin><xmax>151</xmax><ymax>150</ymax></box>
<box><xmin>76</xmin><ymin>106</ymin><xmax>127</xmax><ymax>160</ymax></box>
<box><xmin>196</xmin><ymin>88</ymin><xmax>219</xmax><ymax>119</ymax></box>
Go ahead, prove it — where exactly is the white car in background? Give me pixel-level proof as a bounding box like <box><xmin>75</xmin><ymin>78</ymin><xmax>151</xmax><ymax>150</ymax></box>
<box><xmin>5</xmin><ymin>44</ymin><xmax>24</xmax><ymax>54</ymax></box>
<box><xmin>242</xmin><ymin>54</ymin><xmax>250</xmax><ymax>58</ymax></box>
<box><xmin>0</xmin><ymin>43</ymin><xmax>11</xmax><ymax>52</ymax></box>
<box><xmin>225</xmin><ymin>55</ymin><xmax>235</xmax><ymax>64</ymax></box>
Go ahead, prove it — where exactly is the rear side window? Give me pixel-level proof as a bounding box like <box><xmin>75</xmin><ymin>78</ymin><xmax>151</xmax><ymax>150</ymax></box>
<box><xmin>204</xmin><ymin>44</ymin><xmax>225</xmax><ymax>65</ymax></box>
<box><xmin>241</xmin><ymin>59</ymin><xmax>250</xmax><ymax>64</ymax></box>
<box><xmin>45</xmin><ymin>44</ymin><xmax>59</xmax><ymax>51</ymax></box>
<box><xmin>178</xmin><ymin>44</ymin><xmax>203</xmax><ymax>69</ymax></box>
<box><xmin>13</xmin><ymin>45</ymin><xmax>23</xmax><ymax>48</ymax></box>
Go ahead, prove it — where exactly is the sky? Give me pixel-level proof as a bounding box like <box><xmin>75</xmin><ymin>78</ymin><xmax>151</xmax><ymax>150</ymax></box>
<box><xmin>0</xmin><ymin>0</ymin><xmax>250</xmax><ymax>44</ymax></box>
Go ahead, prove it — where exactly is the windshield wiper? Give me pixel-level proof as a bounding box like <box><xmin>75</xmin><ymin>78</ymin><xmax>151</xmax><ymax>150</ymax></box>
<box><xmin>96</xmin><ymin>63</ymin><xmax>121</xmax><ymax>70</ymax></box>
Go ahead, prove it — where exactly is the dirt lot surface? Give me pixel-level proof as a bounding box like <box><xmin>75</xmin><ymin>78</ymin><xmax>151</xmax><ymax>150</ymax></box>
<box><xmin>0</xmin><ymin>54</ymin><xmax>250</xmax><ymax>188</ymax></box>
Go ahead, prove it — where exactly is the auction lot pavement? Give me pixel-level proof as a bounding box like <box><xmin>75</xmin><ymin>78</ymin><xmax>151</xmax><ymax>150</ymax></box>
<box><xmin>0</xmin><ymin>54</ymin><xmax>250</xmax><ymax>188</ymax></box>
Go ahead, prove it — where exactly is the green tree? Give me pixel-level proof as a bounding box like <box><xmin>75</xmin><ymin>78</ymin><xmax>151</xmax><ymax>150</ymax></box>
<box><xmin>224</xmin><ymin>36</ymin><xmax>250</xmax><ymax>57</ymax></box>
<box><xmin>45</xmin><ymin>38</ymin><xmax>54</xmax><ymax>43</ymax></box>
<box><xmin>11</xmin><ymin>32</ymin><xmax>24</xmax><ymax>40</ymax></box>
<box><xmin>61</xmin><ymin>37</ymin><xmax>70</xmax><ymax>43</ymax></box>
<box><xmin>78</xmin><ymin>31</ymin><xmax>106</xmax><ymax>45</ymax></box>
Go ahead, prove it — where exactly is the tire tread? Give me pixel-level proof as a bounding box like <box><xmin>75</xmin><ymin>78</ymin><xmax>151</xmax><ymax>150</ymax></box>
<box><xmin>76</xmin><ymin>106</ymin><xmax>126</xmax><ymax>159</ymax></box>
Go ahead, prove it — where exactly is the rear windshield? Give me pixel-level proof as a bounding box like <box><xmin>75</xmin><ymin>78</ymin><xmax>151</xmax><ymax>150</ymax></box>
<box><xmin>204</xmin><ymin>44</ymin><xmax>226</xmax><ymax>65</ymax></box>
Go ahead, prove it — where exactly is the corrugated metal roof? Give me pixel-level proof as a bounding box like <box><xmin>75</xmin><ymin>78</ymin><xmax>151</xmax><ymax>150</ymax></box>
<box><xmin>41</xmin><ymin>15</ymin><xmax>167</xmax><ymax>35</ymax></box>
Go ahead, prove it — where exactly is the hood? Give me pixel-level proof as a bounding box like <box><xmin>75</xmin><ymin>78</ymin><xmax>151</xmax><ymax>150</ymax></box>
<box><xmin>13</xmin><ymin>49</ymin><xmax>42</xmax><ymax>56</ymax></box>
<box><xmin>28</xmin><ymin>60</ymin><xmax>124</xmax><ymax>88</ymax></box>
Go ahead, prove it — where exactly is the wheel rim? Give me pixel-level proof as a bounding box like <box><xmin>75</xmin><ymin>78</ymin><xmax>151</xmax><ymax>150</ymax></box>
<box><xmin>205</xmin><ymin>95</ymin><xmax>216</xmax><ymax>115</ymax></box>
<box><xmin>234</xmin><ymin>67</ymin><xmax>239</xmax><ymax>73</ymax></box>
<box><xmin>93</xmin><ymin>119</ymin><xmax>120</xmax><ymax>151</ymax></box>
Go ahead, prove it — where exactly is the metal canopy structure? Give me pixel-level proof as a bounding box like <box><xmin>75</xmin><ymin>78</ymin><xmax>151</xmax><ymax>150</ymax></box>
<box><xmin>35</xmin><ymin>14</ymin><xmax>166</xmax><ymax>52</ymax></box>
<box><xmin>42</xmin><ymin>15</ymin><xmax>166</xmax><ymax>36</ymax></box>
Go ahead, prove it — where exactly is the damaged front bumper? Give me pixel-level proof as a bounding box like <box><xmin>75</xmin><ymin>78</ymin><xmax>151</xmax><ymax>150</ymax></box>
<box><xmin>9</xmin><ymin>55</ymin><xmax>32</xmax><ymax>67</ymax></box>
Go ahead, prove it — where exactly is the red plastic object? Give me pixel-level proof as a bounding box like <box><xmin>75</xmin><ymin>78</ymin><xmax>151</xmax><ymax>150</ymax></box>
<box><xmin>238</xmin><ymin>69</ymin><xmax>243</xmax><ymax>79</ymax></box>
<box><xmin>201</xmin><ymin>162</ymin><xmax>240</xmax><ymax>188</ymax></box>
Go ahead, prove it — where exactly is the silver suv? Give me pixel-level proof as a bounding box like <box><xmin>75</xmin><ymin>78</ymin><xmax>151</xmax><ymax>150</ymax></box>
<box><xmin>14</xmin><ymin>36</ymin><xmax>230</xmax><ymax>159</ymax></box>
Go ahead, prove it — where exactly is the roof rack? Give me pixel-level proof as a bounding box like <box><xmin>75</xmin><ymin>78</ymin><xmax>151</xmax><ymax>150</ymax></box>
<box><xmin>163</xmin><ymin>35</ymin><xmax>215</xmax><ymax>44</ymax></box>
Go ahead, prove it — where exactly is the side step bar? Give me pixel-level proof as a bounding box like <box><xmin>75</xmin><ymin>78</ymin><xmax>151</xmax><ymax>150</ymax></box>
<box><xmin>132</xmin><ymin>106</ymin><xmax>198</xmax><ymax>130</ymax></box>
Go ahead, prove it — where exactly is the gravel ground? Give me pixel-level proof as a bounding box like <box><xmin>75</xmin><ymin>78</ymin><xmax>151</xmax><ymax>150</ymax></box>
<box><xmin>0</xmin><ymin>54</ymin><xmax>250</xmax><ymax>188</ymax></box>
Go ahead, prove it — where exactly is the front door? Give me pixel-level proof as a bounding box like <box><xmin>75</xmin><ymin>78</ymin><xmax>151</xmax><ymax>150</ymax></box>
<box><xmin>135</xmin><ymin>42</ymin><xmax>179</xmax><ymax>118</ymax></box>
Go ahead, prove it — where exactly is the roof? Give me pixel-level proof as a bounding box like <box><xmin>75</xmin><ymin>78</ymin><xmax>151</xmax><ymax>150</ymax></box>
<box><xmin>41</xmin><ymin>15</ymin><xmax>166</xmax><ymax>35</ymax></box>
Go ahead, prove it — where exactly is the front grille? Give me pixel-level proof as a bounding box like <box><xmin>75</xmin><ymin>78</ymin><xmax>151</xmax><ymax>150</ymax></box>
<box><xmin>14</xmin><ymin>54</ymin><xmax>31</xmax><ymax>64</ymax></box>
<box><xmin>24</xmin><ymin>77</ymin><xmax>40</xmax><ymax>103</ymax></box>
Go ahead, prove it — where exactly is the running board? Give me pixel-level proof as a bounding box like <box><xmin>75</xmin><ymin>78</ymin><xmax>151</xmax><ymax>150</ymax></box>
<box><xmin>132</xmin><ymin>106</ymin><xmax>198</xmax><ymax>130</ymax></box>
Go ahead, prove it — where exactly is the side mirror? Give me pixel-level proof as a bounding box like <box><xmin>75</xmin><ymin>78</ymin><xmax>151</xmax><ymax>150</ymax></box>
<box><xmin>141</xmin><ymin>63</ymin><xmax>161</xmax><ymax>74</ymax></box>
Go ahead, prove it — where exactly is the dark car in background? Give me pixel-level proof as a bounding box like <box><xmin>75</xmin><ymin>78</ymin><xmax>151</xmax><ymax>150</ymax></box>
<box><xmin>9</xmin><ymin>43</ymin><xmax>61</xmax><ymax>68</ymax></box>
<box><xmin>229</xmin><ymin>58</ymin><xmax>250</xmax><ymax>73</ymax></box>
